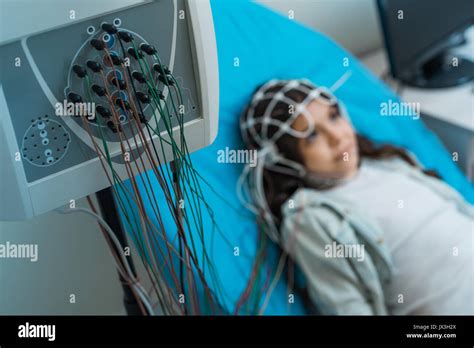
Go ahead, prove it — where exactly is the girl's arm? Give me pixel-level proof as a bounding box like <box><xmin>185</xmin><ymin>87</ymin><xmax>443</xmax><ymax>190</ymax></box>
<box><xmin>281</xmin><ymin>200</ymin><xmax>390</xmax><ymax>315</ymax></box>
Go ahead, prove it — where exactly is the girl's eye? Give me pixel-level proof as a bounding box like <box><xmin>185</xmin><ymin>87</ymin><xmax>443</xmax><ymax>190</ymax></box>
<box><xmin>330</xmin><ymin>112</ymin><xmax>340</xmax><ymax>121</ymax></box>
<box><xmin>307</xmin><ymin>129</ymin><xmax>318</xmax><ymax>143</ymax></box>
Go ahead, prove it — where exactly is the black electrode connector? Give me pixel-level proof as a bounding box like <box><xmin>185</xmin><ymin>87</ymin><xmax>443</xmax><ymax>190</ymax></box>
<box><xmin>101</xmin><ymin>23</ymin><xmax>118</xmax><ymax>34</ymax></box>
<box><xmin>110</xmin><ymin>54</ymin><xmax>124</xmax><ymax>66</ymax></box>
<box><xmin>118</xmin><ymin>31</ymin><xmax>134</xmax><ymax>42</ymax></box>
<box><xmin>127</xmin><ymin>47</ymin><xmax>143</xmax><ymax>60</ymax></box>
<box><xmin>72</xmin><ymin>65</ymin><xmax>87</xmax><ymax>78</ymax></box>
<box><xmin>158</xmin><ymin>74</ymin><xmax>174</xmax><ymax>86</ymax></box>
<box><xmin>67</xmin><ymin>92</ymin><xmax>83</xmax><ymax>103</ymax></box>
<box><xmin>91</xmin><ymin>84</ymin><xmax>106</xmax><ymax>97</ymax></box>
<box><xmin>132</xmin><ymin>71</ymin><xmax>146</xmax><ymax>84</ymax></box>
<box><xmin>90</xmin><ymin>39</ymin><xmax>106</xmax><ymax>51</ymax></box>
<box><xmin>137</xmin><ymin>113</ymin><xmax>147</xmax><ymax>124</ymax></box>
<box><xmin>140</xmin><ymin>43</ymin><xmax>157</xmax><ymax>55</ymax></box>
<box><xmin>96</xmin><ymin>105</ymin><xmax>112</xmax><ymax>118</ymax></box>
<box><xmin>86</xmin><ymin>60</ymin><xmax>103</xmax><ymax>73</ymax></box>
<box><xmin>152</xmin><ymin>63</ymin><xmax>171</xmax><ymax>75</ymax></box>
<box><xmin>107</xmin><ymin>120</ymin><xmax>122</xmax><ymax>133</ymax></box>
<box><xmin>111</xmin><ymin>77</ymin><xmax>126</xmax><ymax>90</ymax></box>
<box><xmin>136</xmin><ymin>92</ymin><xmax>150</xmax><ymax>104</ymax></box>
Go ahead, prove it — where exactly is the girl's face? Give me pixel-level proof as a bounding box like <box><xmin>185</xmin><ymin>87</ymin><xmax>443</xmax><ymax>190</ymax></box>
<box><xmin>291</xmin><ymin>99</ymin><xmax>359</xmax><ymax>180</ymax></box>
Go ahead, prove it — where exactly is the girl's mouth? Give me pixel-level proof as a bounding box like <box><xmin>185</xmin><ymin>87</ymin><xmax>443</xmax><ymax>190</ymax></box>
<box><xmin>335</xmin><ymin>141</ymin><xmax>355</xmax><ymax>160</ymax></box>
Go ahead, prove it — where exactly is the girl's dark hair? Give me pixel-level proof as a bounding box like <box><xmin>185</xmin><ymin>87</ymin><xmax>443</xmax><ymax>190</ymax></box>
<box><xmin>240</xmin><ymin>82</ymin><xmax>441</xmax><ymax>313</ymax></box>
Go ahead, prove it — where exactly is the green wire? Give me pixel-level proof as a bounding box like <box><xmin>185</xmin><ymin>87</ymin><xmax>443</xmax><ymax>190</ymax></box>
<box><xmin>84</xmin><ymin>74</ymin><xmax>173</xmax><ymax>312</ymax></box>
<box><xmin>85</xmin><ymin>39</ymin><xmax>267</xmax><ymax>314</ymax></box>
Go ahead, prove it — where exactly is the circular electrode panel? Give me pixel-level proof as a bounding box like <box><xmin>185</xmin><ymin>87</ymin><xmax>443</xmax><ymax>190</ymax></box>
<box><xmin>21</xmin><ymin>117</ymin><xmax>71</xmax><ymax>167</ymax></box>
<box><xmin>66</xmin><ymin>26</ymin><xmax>158</xmax><ymax>136</ymax></box>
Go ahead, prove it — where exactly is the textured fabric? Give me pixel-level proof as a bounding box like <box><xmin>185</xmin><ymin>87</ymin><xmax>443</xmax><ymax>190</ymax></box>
<box><xmin>281</xmin><ymin>156</ymin><xmax>474</xmax><ymax>314</ymax></box>
<box><xmin>327</xmin><ymin>158</ymin><xmax>474</xmax><ymax>314</ymax></box>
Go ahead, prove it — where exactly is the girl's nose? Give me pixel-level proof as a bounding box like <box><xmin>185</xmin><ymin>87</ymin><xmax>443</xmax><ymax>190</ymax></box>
<box><xmin>324</xmin><ymin>124</ymin><xmax>343</xmax><ymax>146</ymax></box>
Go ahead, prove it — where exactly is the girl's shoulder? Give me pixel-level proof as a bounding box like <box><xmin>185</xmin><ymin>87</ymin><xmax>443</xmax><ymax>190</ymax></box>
<box><xmin>281</xmin><ymin>187</ymin><xmax>352</xmax><ymax>222</ymax></box>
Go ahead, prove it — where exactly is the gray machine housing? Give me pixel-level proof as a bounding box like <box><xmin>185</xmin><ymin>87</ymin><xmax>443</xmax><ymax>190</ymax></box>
<box><xmin>0</xmin><ymin>0</ymin><xmax>219</xmax><ymax>220</ymax></box>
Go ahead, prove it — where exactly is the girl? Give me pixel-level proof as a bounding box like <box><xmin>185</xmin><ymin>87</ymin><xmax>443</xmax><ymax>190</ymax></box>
<box><xmin>238</xmin><ymin>79</ymin><xmax>474</xmax><ymax>315</ymax></box>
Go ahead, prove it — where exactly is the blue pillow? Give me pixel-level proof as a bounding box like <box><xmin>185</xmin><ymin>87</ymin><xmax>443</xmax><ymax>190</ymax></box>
<box><xmin>121</xmin><ymin>0</ymin><xmax>474</xmax><ymax>315</ymax></box>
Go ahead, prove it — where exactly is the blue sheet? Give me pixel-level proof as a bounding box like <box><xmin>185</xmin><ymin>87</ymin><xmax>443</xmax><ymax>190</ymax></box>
<box><xmin>121</xmin><ymin>0</ymin><xmax>474</xmax><ymax>315</ymax></box>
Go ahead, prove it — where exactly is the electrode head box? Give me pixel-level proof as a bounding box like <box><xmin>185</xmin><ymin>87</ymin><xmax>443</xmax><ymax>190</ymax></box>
<box><xmin>0</xmin><ymin>0</ymin><xmax>219</xmax><ymax>220</ymax></box>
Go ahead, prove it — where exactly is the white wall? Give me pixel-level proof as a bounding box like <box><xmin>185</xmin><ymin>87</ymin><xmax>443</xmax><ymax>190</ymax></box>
<box><xmin>0</xmin><ymin>198</ymin><xmax>126</xmax><ymax>314</ymax></box>
<box><xmin>0</xmin><ymin>0</ymin><xmax>148</xmax><ymax>44</ymax></box>
<box><xmin>0</xmin><ymin>0</ymin><xmax>147</xmax><ymax>315</ymax></box>
<box><xmin>257</xmin><ymin>0</ymin><xmax>383</xmax><ymax>56</ymax></box>
<box><xmin>1</xmin><ymin>0</ymin><xmax>382</xmax><ymax>54</ymax></box>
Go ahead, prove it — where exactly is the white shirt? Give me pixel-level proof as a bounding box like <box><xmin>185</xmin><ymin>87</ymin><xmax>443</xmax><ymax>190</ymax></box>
<box><xmin>327</xmin><ymin>158</ymin><xmax>474</xmax><ymax>315</ymax></box>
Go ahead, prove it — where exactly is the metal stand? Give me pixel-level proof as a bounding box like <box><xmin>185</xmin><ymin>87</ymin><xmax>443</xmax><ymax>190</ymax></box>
<box><xmin>170</xmin><ymin>160</ymin><xmax>188</xmax><ymax>314</ymax></box>
<box><xmin>96</xmin><ymin>187</ymin><xmax>142</xmax><ymax>316</ymax></box>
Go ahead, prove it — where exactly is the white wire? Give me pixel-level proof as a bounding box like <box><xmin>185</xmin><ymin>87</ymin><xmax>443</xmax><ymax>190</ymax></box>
<box><xmin>56</xmin><ymin>206</ymin><xmax>155</xmax><ymax>315</ymax></box>
<box><xmin>329</xmin><ymin>70</ymin><xmax>353</xmax><ymax>92</ymax></box>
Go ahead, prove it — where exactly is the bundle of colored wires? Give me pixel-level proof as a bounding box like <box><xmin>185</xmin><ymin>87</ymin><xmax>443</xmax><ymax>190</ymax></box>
<box><xmin>66</xmin><ymin>24</ymin><xmax>294</xmax><ymax>315</ymax></box>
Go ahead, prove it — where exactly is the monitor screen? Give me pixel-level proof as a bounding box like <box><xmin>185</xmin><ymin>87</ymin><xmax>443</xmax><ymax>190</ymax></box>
<box><xmin>377</xmin><ymin>0</ymin><xmax>474</xmax><ymax>80</ymax></box>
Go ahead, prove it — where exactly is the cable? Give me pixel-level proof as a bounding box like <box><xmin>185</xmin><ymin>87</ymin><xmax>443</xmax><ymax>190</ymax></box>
<box><xmin>56</xmin><ymin>205</ymin><xmax>155</xmax><ymax>315</ymax></box>
<box><xmin>68</xmin><ymin>26</ymin><xmax>255</xmax><ymax>314</ymax></box>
